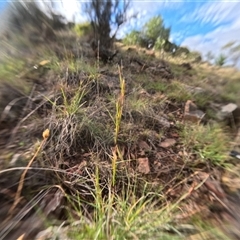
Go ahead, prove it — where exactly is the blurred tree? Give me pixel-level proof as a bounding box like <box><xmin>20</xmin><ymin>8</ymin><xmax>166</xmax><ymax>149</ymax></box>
<box><xmin>222</xmin><ymin>41</ymin><xmax>240</xmax><ymax>67</ymax></box>
<box><xmin>191</xmin><ymin>51</ymin><xmax>202</xmax><ymax>63</ymax></box>
<box><xmin>123</xmin><ymin>15</ymin><xmax>172</xmax><ymax>51</ymax></box>
<box><xmin>215</xmin><ymin>54</ymin><xmax>227</xmax><ymax>66</ymax></box>
<box><xmin>173</xmin><ymin>46</ymin><xmax>190</xmax><ymax>56</ymax></box>
<box><xmin>7</xmin><ymin>1</ymin><xmax>66</xmax><ymax>32</ymax></box>
<box><xmin>142</xmin><ymin>15</ymin><xmax>170</xmax><ymax>49</ymax></box>
<box><xmin>74</xmin><ymin>22</ymin><xmax>92</xmax><ymax>37</ymax></box>
<box><xmin>123</xmin><ymin>30</ymin><xmax>141</xmax><ymax>46</ymax></box>
<box><xmin>222</xmin><ymin>41</ymin><xmax>236</xmax><ymax>50</ymax></box>
<box><xmin>205</xmin><ymin>51</ymin><xmax>214</xmax><ymax>62</ymax></box>
<box><xmin>85</xmin><ymin>0</ymin><xmax>131</xmax><ymax>50</ymax></box>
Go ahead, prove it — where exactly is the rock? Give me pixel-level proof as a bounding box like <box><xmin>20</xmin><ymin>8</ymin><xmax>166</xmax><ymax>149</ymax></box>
<box><xmin>229</xmin><ymin>150</ymin><xmax>240</xmax><ymax>160</ymax></box>
<box><xmin>222</xmin><ymin>103</ymin><xmax>238</xmax><ymax>113</ymax></box>
<box><xmin>35</xmin><ymin>227</ymin><xmax>54</xmax><ymax>240</ymax></box>
<box><xmin>159</xmin><ymin>138</ymin><xmax>176</xmax><ymax>148</ymax></box>
<box><xmin>185</xmin><ymin>99</ymin><xmax>198</xmax><ymax>111</ymax></box>
<box><xmin>146</xmin><ymin>65</ymin><xmax>173</xmax><ymax>79</ymax></box>
<box><xmin>184</xmin><ymin>100</ymin><xmax>205</xmax><ymax>123</ymax></box>
<box><xmin>35</xmin><ymin>226</ymin><xmax>70</xmax><ymax>240</ymax></box>
<box><xmin>138</xmin><ymin>140</ymin><xmax>151</xmax><ymax>151</ymax></box>
<box><xmin>183</xmin><ymin>84</ymin><xmax>205</xmax><ymax>95</ymax></box>
<box><xmin>184</xmin><ymin>109</ymin><xmax>205</xmax><ymax>123</ymax></box>
<box><xmin>154</xmin><ymin>115</ymin><xmax>171</xmax><ymax>128</ymax></box>
<box><xmin>137</xmin><ymin>157</ymin><xmax>150</xmax><ymax>174</ymax></box>
<box><xmin>138</xmin><ymin>89</ymin><xmax>152</xmax><ymax>98</ymax></box>
<box><xmin>216</xmin><ymin>103</ymin><xmax>240</xmax><ymax>124</ymax></box>
<box><xmin>180</xmin><ymin>63</ymin><xmax>192</xmax><ymax>70</ymax></box>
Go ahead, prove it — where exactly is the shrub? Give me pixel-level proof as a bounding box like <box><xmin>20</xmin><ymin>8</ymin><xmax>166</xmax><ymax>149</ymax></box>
<box><xmin>174</xmin><ymin>46</ymin><xmax>190</xmax><ymax>57</ymax></box>
<box><xmin>142</xmin><ymin>15</ymin><xmax>170</xmax><ymax>48</ymax></box>
<box><xmin>74</xmin><ymin>22</ymin><xmax>92</xmax><ymax>36</ymax></box>
<box><xmin>123</xmin><ymin>30</ymin><xmax>141</xmax><ymax>46</ymax></box>
<box><xmin>215</xmin><ymin>54</ymin><xmax>227</xmax><ymax>66</ymax></box>
<box><xmin>85</xmin><ymin>0</ymin><xmax>130</xmax><ymax>49</ymax></box>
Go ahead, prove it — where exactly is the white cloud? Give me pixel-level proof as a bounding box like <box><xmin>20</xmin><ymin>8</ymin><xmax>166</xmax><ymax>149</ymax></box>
<box><xmin>182</xmin><ymin>23</ymin><xmax>240</xmax><ymax>67</ymax></box>
<box><xmin>56</xmin><ymin>0</ymin><xmax>87</xmax><ymax>22</ymax></box>
<box><xmin>181</xmin><ymin>2</ymin><xmax>240</xmax><ymax>26</ymax></box>
<box><xmin>180</xmin><ymin>1</ymin><xmax>240</xmax><ymax>67</ymax></box>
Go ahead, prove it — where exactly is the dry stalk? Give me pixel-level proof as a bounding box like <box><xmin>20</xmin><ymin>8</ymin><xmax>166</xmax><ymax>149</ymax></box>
<box><xmin>8</xmin><ymin>129</ymin><xmax>50</xmax><ymax>216</ymax></box>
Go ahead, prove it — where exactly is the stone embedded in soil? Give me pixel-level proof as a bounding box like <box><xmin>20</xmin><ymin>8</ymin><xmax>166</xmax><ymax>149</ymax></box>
<box><xmin>185</xmin><ymin>100</ymin><xmax>198</xmax><ymax>112</ymax></box>
<box><xmin>155</xmin><ymin>116</ymin><xmax>171</xmax><ymax>128</ymax></box>
<box><xmin>184</xmin><ymin>100</ymin><xmax>205</xmax><ymax>123</ymax></box>
<box><xmin>35</xmin><ymin>226</ymin><xmax>70</xmax><ymax>240</ymax></box>
<box><xmin>183</xmin><ymin>84</ymin><xmax>205</xmax><ymax>95</ymax></box>
<box><xmin>169</xmin><ymin>132</ymin><xmax>179</xmax><ymax>138</ymax></box>
<box><xmin>180</xmin><ymin>63</ymin><xmax>192</xmax><ymax>70</ymax></box>
<box><xmin>178</xmin><ymin>150</ymin><xmax>188</xmax><ymax>156</ymax></box>
<box><xmin>159</xmin><ymin>138</ymin><xmax>176</xmax><ymax>148</ymax></box>
<box><xmin>137</xmin><ymin>157</ymin><xmax>150</xmax><ymax>174</ymax></box>
<box><xmin>210</xmin><ymin>102</ymin><xmax>240</xmax><ymax>128</ymax></box>
<box><xmin>217</xmin><ymin>103</ymin><xmax>240</xmax><ymax>122</ymax></box>
<box><xmin>221</xmin><ymin>103</ymin><xmax>238</xmax><ymax>113</ymax></box>
<box><xmin>138</xmin><ymin>140</ymin><xmax>151</xmax><ymax>151</ymax></box>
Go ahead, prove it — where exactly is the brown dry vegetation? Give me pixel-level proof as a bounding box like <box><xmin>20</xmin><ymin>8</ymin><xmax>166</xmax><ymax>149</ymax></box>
<box><xmin>0</xmin><ymin>25</ymin><xmax>240</xmax><ymax>240</ymax></box>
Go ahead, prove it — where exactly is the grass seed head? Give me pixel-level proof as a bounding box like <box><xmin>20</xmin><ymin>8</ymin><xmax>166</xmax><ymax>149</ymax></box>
<box><xmin>42</xmin><ymin>128</ymin><xmax>50</xmax><ymax>139</ymax></box>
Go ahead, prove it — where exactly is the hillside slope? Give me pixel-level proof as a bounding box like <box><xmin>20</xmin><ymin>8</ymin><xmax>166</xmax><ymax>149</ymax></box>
<box><xmin>0</xmin><ymin>27</ymin><xmax>240</xmax><ymax>239</ymax></box>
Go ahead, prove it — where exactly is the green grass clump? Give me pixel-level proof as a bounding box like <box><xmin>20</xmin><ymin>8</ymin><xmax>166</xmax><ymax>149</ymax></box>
<box><xmin>0</xmin><ymin>58</ymin><xmax>25</xmax><ymax>81</ymax></box>
<box><xmin>193</xmin><ymin>92</ymin><xmax>213</xmax><ymax>108</ymax></box>
<box><xmin>126</xmin><ymin>94</ymin><xmax>151</xmax><ymax>114</ymax></box>
<box><xmin>180</xmin><ymin>122</ymin><xmax>230</xmax><ymax>166</ymax></box>
<box><xmin>166</xmin><ymin>81</ymin><xmax>192</xmax><ymax>102</ymax></box>
<box><xmin>222</xmin><ymin>79</ymin><xmax>240</xmax><ymax>103</ymax></box>
<box><xmin>68</xmin><ymin>200</ymin><xmax>182</xmax><ymax>240</ymax></box>
<box><xmin>66</xmin><ymin>170</ymin><xmax>183</xmax><ymax>240</ymax></box>
<box><xmin>74</xmin><ymin>22</ymin><xmax>92</xmax><ymax>37</ymax></box>
<box><xmin>144</xmin><ymin>81</ymin><xmax>168</xmax><ymax>92</ymax></box>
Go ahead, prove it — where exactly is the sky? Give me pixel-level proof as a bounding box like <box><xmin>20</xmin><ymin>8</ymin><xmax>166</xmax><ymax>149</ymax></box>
<box><xmin>56</xmin><ymin>0</ymin><xmax>240</xmax><ymax>63</ymax></box>
<box><xmin>0</xmin><ymin>1</ymin><xmax>7</xmax><ymax>11</ymax></box>
<box><xmin>1</xmin><ymin>1</ymin><xmax>240</xmax><ymax>63</ymax></box>
<box><xmin>120</xmin><ymin>1</ymin><xmax>240</xmax><ymax>62</ymax></box>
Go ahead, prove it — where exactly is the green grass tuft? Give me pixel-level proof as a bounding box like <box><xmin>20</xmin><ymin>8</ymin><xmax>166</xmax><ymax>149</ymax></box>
<box><xmin>180</xmin><ymin>122</ymin><xmax>231</xmax><ymax>166</ymax></box>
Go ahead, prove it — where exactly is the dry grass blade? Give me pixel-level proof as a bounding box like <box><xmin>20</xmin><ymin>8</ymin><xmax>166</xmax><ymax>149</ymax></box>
<box><xmin>0</xmin><ymin>190</ymin><xmax>49</xmax><ymax>239</ymax></box>
<box><xmin>43</xmin><ymin>187</ymin><xmax>65</xmax><ymax>215</ymax></box>
<box><xmin>17</xmin><ymin>234</ymin><xmax>25</xmax><ymax>240</ymax></box>
<box><xmin>7</xmin><ymin>92</ymin><xmax>55</xmax><ymax>144</ymax></box>
<box><xmin>0</xmin><ymin>96</ymin><xmax>28</xmax><ymax>122</ymax></box>
<box><xmin>7</xmin><ymin>129</ymin><xmax>50</xmax><ymax>217</ymax></box>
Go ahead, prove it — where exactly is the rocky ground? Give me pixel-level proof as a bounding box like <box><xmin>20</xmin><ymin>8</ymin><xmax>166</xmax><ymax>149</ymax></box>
<box><xmin>0</xmin><ymin>28</ymin><xmax>240</xmax><ymax>239</ymax></box>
